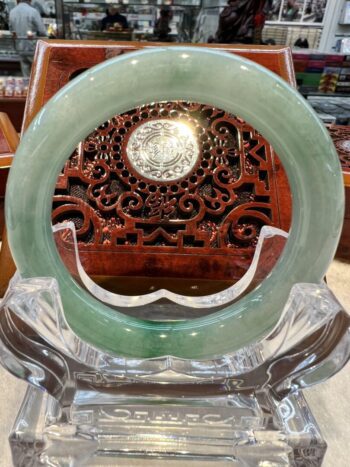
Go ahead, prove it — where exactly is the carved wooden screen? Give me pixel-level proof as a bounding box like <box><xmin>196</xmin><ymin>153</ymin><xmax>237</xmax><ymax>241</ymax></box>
<box><xmin>328</xmin><ymin>125</ymin><xmax>350</xmax><ymax>185</ymax></box>
<box><xmin>327</xmin><ymin>125</ymin><xmax>350</xmax><ymax>260</ymax></box>
<box><xmin>23</xmin><ymin>41</ymin><xmax>294</xmax><ymax>281</ymax></box>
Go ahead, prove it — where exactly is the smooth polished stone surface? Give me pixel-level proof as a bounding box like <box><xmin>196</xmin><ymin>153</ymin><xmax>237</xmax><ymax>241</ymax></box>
<box><xmin>5</xmin><ymin>47</ymin><xmax>344</xmax><ymax>359</ymax></box>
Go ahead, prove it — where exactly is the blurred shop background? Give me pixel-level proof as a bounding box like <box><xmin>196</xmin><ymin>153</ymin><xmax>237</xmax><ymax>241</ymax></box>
<box><xmin>2</xmin><ymin>0</ymin><xmax>350</xmax><ymax>128</ymax></box>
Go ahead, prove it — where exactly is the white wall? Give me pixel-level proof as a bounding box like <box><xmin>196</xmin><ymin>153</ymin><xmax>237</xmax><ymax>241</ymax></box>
<box><xmin>319</xmin><ymin>0</ymin><xmax>350</xmax><ymax>52</ymax></box>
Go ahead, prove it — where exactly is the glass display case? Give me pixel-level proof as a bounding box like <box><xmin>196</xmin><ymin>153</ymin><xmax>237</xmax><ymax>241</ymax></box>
<box><xmin>193</xmin><ymin>0</ymin><xmax>329</xmax><ymax>48</ymax></box>
<box><xmin>268</xmin><ymin>0</ymin><xmax>328</xmax><ymax>24</ymax></box>
<box><xmin>0</xmin><ymin>0</ymin><xmax>57</xmax><ymax>61</ymax></box>
<box><xmin>57</xmin><ymin>0</ymin><xmax>201</xmax><ymax>41</ymax></box>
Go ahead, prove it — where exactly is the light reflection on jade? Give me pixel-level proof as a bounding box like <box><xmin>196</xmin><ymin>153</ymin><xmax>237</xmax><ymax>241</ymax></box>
<box><xmin>5</xmin><ymin>47</ymin><xmax>344</xmax><ymax>359</ymax></box>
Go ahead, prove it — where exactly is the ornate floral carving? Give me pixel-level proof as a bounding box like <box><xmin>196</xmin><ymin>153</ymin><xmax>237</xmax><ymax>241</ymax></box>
<box><xmin>52</xmin><ymin>101</ymin><xmax>290</xmax><ymax>279</ymax></box>
<box><xmin>327</xmin><ymin>125</ymin><xmax>350</xmax><ymax>173</ymax></box>
<box><xmin>126</xmin><ymin>120</ymin><xmax>200</xmax><ymax>181</ymax></box>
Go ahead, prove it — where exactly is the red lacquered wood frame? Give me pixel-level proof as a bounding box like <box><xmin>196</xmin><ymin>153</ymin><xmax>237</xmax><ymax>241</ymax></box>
<box><xmin>18</xmin><ymin>40</ymin><xmax>296</xmax><ymax>283</ymax></box>
<box><xmin>0</xmin><ymin>112</ymin><xmax>18</xmax><ymax>294</ymax></box>
<box><xmin>0</xmin><ymin>111</ymin><xmax>18</xmax><ymax>208</ymax></box>
<box><xmin>23</xmin><ymin>40</ymin><xmax>297</xmax><ymax>129</ymax></box>
<box><xmin>0</xmin><ymin>97</ymin><xmax>26</xmax><ymax>133</ymax></box>
<box><xmin>0</xmin><ymin>40</ymin><xmax>349</xmax><ymax>302</ymax></box>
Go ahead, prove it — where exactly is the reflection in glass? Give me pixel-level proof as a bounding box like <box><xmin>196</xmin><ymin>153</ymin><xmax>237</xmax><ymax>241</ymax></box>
<box><xmin>267</xmin><ymin>0</ymin><xmax>328</xmax><ymax>23</ymax></box>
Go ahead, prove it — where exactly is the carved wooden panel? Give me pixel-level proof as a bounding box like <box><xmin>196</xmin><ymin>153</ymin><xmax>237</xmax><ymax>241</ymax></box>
<box><xmin>328</xmin><ymin>125</ymin><xmax>350</xmax><ymax>260</ymax></box>
<box><xmin>328</xmin><ymin>125</ymin><xmax>350</xmax><ymax>183</ymax></box>
<box><xmin>52</xmin><ymin>101</ymin><xmax>291</xmax><ymax>280</ymax></box>
<box><xmin>1</xmin><ymin>42</ymin><xmax>346</xmax><ymax>283</ymax></box>
<box><xmin>23</xmin><ymin>41</ymin><xmax>297</xmax><ymax>131</ymax></box>
<box><xmin>24</xmin><ymin>41</ymin><xmax>297</xmax><ymax>281</ymax></box>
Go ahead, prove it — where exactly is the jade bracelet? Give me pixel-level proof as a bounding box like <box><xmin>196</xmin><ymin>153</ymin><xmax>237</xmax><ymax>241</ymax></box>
<box><xmin>5</xmin><ymin>47</ymin><xmax>344</xmax><ymax>359</ymax></box>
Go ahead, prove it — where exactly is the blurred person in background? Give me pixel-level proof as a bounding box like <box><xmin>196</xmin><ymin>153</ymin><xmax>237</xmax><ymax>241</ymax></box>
<box><xmin>101</xmin><ymin>6</ymin><xmax>128</xmax><ymax>31</ymax></box>
<box><xmin>284</xmin><ymin>0</ymin><xmax>299</xmax><ymax>21</ymax></box>
<box><xmin>9</xmin><ymin>0</ymin><xmax>47</xmax><ymax>77</ymax></box>
<box><xmin>154</xmin><ymin>7</ymin><xmax>173</xmax><ymax>42</ymax></box>
<box><xmin>306</xmin><ymin>0</ymin><xmax>325</xmax><ymax>23</ymax></box>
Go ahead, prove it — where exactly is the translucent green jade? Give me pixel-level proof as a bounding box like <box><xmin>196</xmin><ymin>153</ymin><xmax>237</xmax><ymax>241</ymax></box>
<box><xmin>6</xmin><ymin>47</ymin><xmax>344</xmax><ymax>359</ymax></box>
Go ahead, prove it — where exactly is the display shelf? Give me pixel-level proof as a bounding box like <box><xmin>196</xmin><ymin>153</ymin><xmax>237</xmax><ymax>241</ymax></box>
<box><xmin>0</xmin><ymin>76</ymin><xmax>29</xmax><ymax>97</ymax></box>
<box><xmin>301</xmin><ymin>91</ymin><xmax>350</xmax><ymax>97</ymax></box>
<box><xmin>319</xmin><ymin>0</ymin><xmax>350</xmax><ymax>52</ymax></box>
<box><xmin>0</xmin><ymin>96</ymin><xmax>25</xmax><ymax>102</ymax></box>
<box><xmin>0</xmin><ymin>56</ymin><xmax>18</xmax><ymax>62</ymax></box>
<box><xmin>0</xmin><ymin>58</ymin><xmax>21</xmax><ymax>76</ymax></box>
<box><xmin>194</xmin><ymin>0</ymin><xmax>328</xmax><ymax>46</ymax></box>
<box><xmin>58</xmin><ymin>0</ymin><xmax>200</xmax><ymax>41</ymax></box>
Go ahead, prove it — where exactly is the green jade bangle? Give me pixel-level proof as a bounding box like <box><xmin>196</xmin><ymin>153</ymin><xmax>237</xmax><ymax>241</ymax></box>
<box><xmin>6</xmin><ymin>48</ymin><xmax>344</xmax><ymax>359</ymax></box>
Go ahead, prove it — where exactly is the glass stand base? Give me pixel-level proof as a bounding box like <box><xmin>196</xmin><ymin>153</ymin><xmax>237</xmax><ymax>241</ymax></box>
<box><xmin>9</xmin><ymin>385</ymin><xmax>327</xmax><ymax>466</ymax></box>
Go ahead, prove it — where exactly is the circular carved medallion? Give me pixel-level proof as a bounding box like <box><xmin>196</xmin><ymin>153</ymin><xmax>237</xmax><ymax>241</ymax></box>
<box><xmin>339</xmin><ymin>139</ymin><xmax>350</xmax><ymax>153</ymax></box>
<box><xmin>126</xmin><ymin>119</ymin><xmax>199</xmax><ymax>181</ymax></box>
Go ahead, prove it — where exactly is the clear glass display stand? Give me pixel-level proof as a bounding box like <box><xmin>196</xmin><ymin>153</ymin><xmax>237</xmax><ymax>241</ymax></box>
<box><xmin>1</xmin><ymin>225</ymin><xmax>349</xmax><ymax>466</ymax></box>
